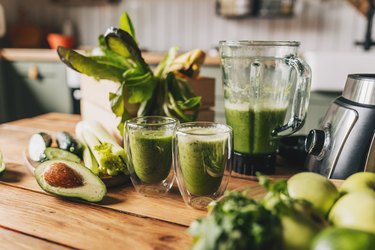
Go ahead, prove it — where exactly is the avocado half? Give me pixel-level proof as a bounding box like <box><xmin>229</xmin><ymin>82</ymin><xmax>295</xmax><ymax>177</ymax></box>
<box><xmin>35</xmin><ymin>160</ymin><xmax>106</xmax><ymax>202</ymax></box>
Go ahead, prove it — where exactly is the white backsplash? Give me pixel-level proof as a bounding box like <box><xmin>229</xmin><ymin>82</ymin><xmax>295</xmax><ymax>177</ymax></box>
<box><xmin>1</xmin><ymin>0</ymin><xmax>372</xmax><ymax>52</ymax></box>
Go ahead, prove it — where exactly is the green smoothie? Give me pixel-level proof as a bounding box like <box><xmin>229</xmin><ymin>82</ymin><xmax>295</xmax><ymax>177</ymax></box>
<box><xmin>225</xmin><ymin>103</ymin><xmax>287</xmax><ymax>154</ymax></box>
<box><xmin>129</xmin><ymin>131</ymin><xmax>173</xmax><ymax>184</ymax></box>
<box><xmin>178</xmin><ymin>128</ymin><xmax>229</xmax><ymax>196</ymax></box>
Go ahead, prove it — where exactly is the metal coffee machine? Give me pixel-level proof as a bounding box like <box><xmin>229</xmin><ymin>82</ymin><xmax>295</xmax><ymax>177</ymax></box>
<box><xmin>305</xmin><ymin>74</ymin><xmax>375</xmax><ymax>179</ymax></box>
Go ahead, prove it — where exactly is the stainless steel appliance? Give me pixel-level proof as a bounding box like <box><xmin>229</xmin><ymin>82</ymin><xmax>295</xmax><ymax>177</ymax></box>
<box><xmin>305</xmin><ymin>74</ymin><xmax>375</xmax><ymax>179</ymax></box>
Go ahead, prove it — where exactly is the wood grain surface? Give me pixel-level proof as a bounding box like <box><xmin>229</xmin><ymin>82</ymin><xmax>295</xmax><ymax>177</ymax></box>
<box><xmin>0</xmin><ymin>184</ymin><xmax>191</xmax><ymax>250</ymax></box>
<box><xmin>0</xmin><ymin>227</ymin><xmax>69</xmax><ymax>250</ymax></box>
<box><xmin>0</xmin><ymin>113</ymin><xmax>300</xmax><ymax>249</ymax></box>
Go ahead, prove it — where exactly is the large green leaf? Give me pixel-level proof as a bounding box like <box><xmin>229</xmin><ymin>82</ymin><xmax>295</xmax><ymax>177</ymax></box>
<box><xmin>154</xmin><ymin>46</ymin><xmax>179</xmax><ymax>78</ymax></box>
<box><xmin>123</xmin><ymin>71</ymin><xmax>153</xmax><ymax>87</ymax></box>
<box><xmin>177</xmin><ymin>96</ymin><xmax>201</xmax><ymax>110</ymax></box>
<box><xmin>57</xmin><ymin>46</ymin><xmax>124</xmax><ymax>83</ymax></box>
<box><xmin>117</xmin><ymin>108</ymin><xmax>131</xmax><ymax>137</ymax></box>
<box><xmin>109</xmin><ymin>84</ymin><xmax>125</xmax><ymax>117</ymax></box>
<box><xmin>104</xmin><ymin>27</ymin><xmax>150</xmax><ymax>73</ymax></box>
<box><xmin>119</xmin><ymin>12</ymin><xmax>137</xmax><ymax>42</ymax></box>
<box><xmin>127</xmin><ymin>77</ymin><xmax>156</xmax><ymax>104</ymax></box>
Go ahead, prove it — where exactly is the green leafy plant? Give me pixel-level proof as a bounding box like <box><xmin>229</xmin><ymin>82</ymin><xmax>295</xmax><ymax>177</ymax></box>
<box><xmin>189</xmin><ymin>174</ymin><xmax>329</xmax><ymax>250</ymax></box>
<box><xmin>189</xmin><ymin>191</ymin><xmax>282</xmax><ymax>250</ymax></box>
<box><xmin>58</xmin><ymin>12</ymin><xmax>204</xmax><ymax>134</ymax></box>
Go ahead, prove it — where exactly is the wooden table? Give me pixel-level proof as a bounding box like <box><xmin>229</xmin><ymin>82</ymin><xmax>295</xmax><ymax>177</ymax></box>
<box><xmin>0</xmin><ymin>113</ymin><xmax>298</xmax><ymax>249</ymax></box>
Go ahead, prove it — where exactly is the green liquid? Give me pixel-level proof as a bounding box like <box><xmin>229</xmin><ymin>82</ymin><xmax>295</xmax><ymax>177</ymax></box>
<box><xmin>178</xmin><ymin>129</ymin><xmax>228</xmax><ymax>196</ymax></box>
<box><xmin>225</xmin><ymin>103</ymin><xmax>287</xmax><ymax>154</ymax></box>
<box><xmin>129</xmin><ymin>131</ymin><xmax>173</xmax><ymax>184</ymax></box>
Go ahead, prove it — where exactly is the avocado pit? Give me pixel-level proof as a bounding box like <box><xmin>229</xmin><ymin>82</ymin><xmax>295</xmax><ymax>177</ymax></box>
<box><xmin>44</xmin><ymin>162</ymin><xmax>84</xmax><ymax>188</ymax></box>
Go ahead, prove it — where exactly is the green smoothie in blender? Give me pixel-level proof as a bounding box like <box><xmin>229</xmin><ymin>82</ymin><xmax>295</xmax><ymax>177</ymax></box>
<box><xmin>224</xmin><ymin>102</ymin><xmax>287</xmax><ymax>155</ymax></box>
<box><xmin>219</xmin><ymin>41</ymin><xmax>311</xmax><ymax>175</ymax></box>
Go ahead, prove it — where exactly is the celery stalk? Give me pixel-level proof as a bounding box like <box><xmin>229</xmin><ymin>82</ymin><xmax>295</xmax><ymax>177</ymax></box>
<box><xmin>82</xmin><ymin>130</ymin><xmax>103</xmax><ymax>171</ymax></box>
<box><xmin>82</xmin><ymin>121</ymin><xmax>127</xmax><ymax>163</ymax></box>
<box><xmin>78</xmin><ymin>121</ymin><xmax>128</xmax><ymax>176</ymax></box>
<box><xmin>82</xmin><ymin>146</ymin><xmax>99</xmax><ymax>175</ymax></box>
<box><xmin>76</xmin><ymin>122</ymin><xmax>100</xmax><ymax>175</ymax></box>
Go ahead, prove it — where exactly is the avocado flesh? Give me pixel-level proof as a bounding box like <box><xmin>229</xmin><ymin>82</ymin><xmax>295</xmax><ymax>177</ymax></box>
<box><xmin>35</xmin><ymin>160</ymin><xmax>106</xmax><ymax>202</ymax></box>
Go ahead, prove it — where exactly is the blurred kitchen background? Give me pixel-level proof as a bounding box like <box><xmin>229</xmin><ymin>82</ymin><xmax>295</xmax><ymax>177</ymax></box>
<box><xmin>0</xmin><ymin>0</ymin><xmax>372</xmax><ymax>51</ymax></box>
<box><xmin>0</xmin><ymin>0</ymin><xmax>374</xmax><ymax>134</ymax></box>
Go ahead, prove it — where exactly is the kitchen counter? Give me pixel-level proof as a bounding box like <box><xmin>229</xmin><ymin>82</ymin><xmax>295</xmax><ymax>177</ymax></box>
<box><xmin>0</xmin><ymin>48</ymin><xmax>221</xmax><ymax>65</ymax></box>
<box><xmin>0</xmin><ymin>113</ymin><xmax>297</xmax><ymax>249</ymax></box>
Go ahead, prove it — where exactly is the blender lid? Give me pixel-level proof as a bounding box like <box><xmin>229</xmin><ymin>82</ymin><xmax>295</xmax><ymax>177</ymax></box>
<box><xmin>342</xmin><ymin>74</ymin><xmax>375</xmax><ymax>105</ymax></box>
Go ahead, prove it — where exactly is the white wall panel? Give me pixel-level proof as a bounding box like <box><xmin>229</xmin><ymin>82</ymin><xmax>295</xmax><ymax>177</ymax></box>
<box><xmin>0</xmin><ymin>0</ymin><xmax>372</xmax><ymax>52</ymax></box>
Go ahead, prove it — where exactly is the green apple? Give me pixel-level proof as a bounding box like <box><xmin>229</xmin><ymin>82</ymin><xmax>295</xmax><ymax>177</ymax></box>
<box><xmin>329</xmin><ymin>191</ymin><xmax>375</xmax><ymax>234</ymax></box>
<box><xmin>312</xmin><ymin>227</ymin><xmax>375</xmax><ymax>250</ymax></box>
<box><xmin>281</xmin><ymin>202</ymin><xmax>327</xmax><ymax>250</ymax></box>
<box><xmin>281</xmin><ymin>212</ymin><xmax>323</xmax><ymax>250</ymax></box>
<box><xmin>287</xmin><ymin>172</ymin><xmax>339</xmax><ymax>216</ymax></box>
<box><xmin>340</xmin><ymin>172</ymin><xmax>375</xmax><ymax>194</ymax></box>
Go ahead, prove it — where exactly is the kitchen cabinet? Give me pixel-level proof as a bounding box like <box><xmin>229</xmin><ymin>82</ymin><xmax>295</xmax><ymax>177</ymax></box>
<box><xmin>0</xmin><ymin>60</ymin><xmax>9</xmax><ymax>123</ymax></box>
<box><xmin>3</xmin><ymin>61</ymin><xmax>72</xmax><ymax>121</ymax></box>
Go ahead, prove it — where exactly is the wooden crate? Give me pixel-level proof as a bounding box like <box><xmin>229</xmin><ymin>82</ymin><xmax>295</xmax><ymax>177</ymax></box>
<box><xmin>80</xmin><ymin>75</ymin><xmax>215</xmax><ymax>140</ymax></box>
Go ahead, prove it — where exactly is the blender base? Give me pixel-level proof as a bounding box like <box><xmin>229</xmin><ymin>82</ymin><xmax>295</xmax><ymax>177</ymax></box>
<box><xmin>232</xmin><ymin>152</ymin><xmax>276</xmax><ymax>175</ymax></box>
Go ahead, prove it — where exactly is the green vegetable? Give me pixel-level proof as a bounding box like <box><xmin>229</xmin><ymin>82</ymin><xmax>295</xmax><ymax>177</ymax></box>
<box><xmin>76</xmin><ymin>121</ymin><xmax>128</xmax><ymax>176</ymax></box>
<box><xmin>42</xmin><ymin>147</ymin><xmax>81</xmax><ymax>164</ymax></box>
<box><xmin>0</xmin><ymin>150</ymin><xmax>5</xmax><ymax>174</ymax></box>
<box><xmin>312</xmin><ymin>227</ymin><xmax>375</xmax><ymax>250</ymax></box>
<box><xmin>58</xmin><ymin>11</ymin><xmax>204</xmax><ymax>134</ymax></box>
<box><xmin>28</xmin><ymin>132</ymin><xmax>52</xmax><ymax>162</ymax></box>
<box><xmin>258</xmin><ymin>174</ymin><xmax>327</xmax><ymax>250</ymax></box>
<box><xmin>56</xmin><ymin>131</ymin><xmax>83</xmax><ymax>157</ymax></box>
<box><xmin>80</xmin><ymin>142</ymin><xmax>99</xmax><ymax>175</ymax></box>
<box><xmin>189</xmin><ymin>191</ymin><xmax>282</xmax><ymax>250</ymax></box>
<box><xmin>57</xmin><ymin>47</ymin><xmax>125</xmax><ymax>83</ymax></box>
<box><xmin>189</xmin><ymin>174</ymin><xmax>329</xmax><ymax>250</ymax></box>
<box><xmin>119</xmin><ymin>11</ymin><xmax>136</xmax><ymax>42</ymax></box>
<box><xmin>35</xmin><ymin>160</ymin><xmax>106</xmax><ymax>202</ymax></box>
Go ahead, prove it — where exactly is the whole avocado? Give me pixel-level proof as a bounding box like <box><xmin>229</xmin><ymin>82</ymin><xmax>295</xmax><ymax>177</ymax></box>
<box><xmin>312</xmin><ymin>227</ymin><xmax>375</xmax><ymax>250</ymax></box>
<box><xmin>56</xmin><ymin>131</ymin><xmax>83</xmax><ymax>157</ymax></box>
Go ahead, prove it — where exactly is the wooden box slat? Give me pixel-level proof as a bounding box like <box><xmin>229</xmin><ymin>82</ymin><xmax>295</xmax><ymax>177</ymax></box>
<box><xmin>80</xmin><ymin>75</ymin><xmax>215</xmax><ymax>139</ymax></box>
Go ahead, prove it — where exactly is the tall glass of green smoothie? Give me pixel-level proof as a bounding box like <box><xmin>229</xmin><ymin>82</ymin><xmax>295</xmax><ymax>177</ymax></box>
<box><xmin>125</xmin><ymin>116</ymin><xmax>178</xmax><ymax>197</ymax></box>
<box><xmin>219</xmin><ymin>41</ymin><xmax>311</xmax><ymax>175</ymax></box>
<box><xmin>174</xmin><ymin>122</ymin><xmax>232</xmax><ymax>210</ymax></box>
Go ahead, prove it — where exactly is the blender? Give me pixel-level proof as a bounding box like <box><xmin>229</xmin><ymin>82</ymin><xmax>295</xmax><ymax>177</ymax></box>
<box><xmin>219</xmin><ymin>41</ymin><xmax>311</xmax><ymax>175</ymax></box>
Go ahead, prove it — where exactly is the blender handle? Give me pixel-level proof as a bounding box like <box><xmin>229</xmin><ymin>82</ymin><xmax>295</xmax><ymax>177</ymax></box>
<box><xmin>272</xmin><ymin>56</ymin><xmax>311</xmax><ymax>137</ymax></box>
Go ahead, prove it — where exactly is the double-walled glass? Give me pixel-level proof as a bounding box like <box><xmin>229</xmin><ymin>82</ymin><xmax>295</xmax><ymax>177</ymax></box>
<box><xmin>174</xmin><ymin>122</ymin><xmax>232</xmax><ymax>210</ymax></box>
<box><xmin>219</xmin><ymin>41</ymin><xmax>311</xmax><ymax>175</ymax></box>
<box><xmin>124</xmin><ymin>116</ymin><xmax>178</xmax><ymax>197</ymax></box>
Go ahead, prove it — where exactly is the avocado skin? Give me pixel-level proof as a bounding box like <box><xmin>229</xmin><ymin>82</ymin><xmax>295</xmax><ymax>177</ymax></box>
<box><xmin>312</xmin><ymin>227</ymin><xmax>375</xmax><ymax>250</ymax></box>
<box><xmin>35</xmin><ymin>160</ymin><xmax>106</xmax><ymax>202</ymax></box>
<box><xmin>56</xmin><ymin>131</ymin><xmax>83</xmax><ymax>157</ymax></box>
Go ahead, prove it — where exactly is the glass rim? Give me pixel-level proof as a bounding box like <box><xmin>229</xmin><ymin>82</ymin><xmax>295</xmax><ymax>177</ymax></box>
<box><xmin>219</xmin><ymin>40</ymin><xmax>300</xmax><ymax>47</ymax></box>
<box><xmin>125</xmin><ymin>116</ymin><xmax>178</xmax><ymax>126</ymax></box>
<box><xmin>176</xmin><ymin>122</ymin><xmax>232</xmax><ymax>136</ymax></box>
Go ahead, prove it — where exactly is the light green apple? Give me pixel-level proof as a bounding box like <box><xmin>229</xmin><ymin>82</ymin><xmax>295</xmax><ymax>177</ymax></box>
<box><xmin>281</xmin><ymin>212</ymin><xmax>323</xmax><ymax>250</ymax></box>
<box><xmin>312</xmin><ymin>227</ymin><xmax>375</xmax><ymax>250</ymax></box>
<box><xmin>281</xmin><ymin>202</ymin><xmax>327</xmax><ymax>250</ymax></box>
<box><xmin>329</xmin><ymin>190</ymin><xmax>375</xmax><ymax>234</ymax></box>
<box><xmin>287</xmin><ymin>172</ymin><xmax>339</xmax><ymax>216</ymax></box>
<box><xmin>340</xmin><ymin>172</ymin><xmax>375</xmax><ymax>194</ymax></box>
